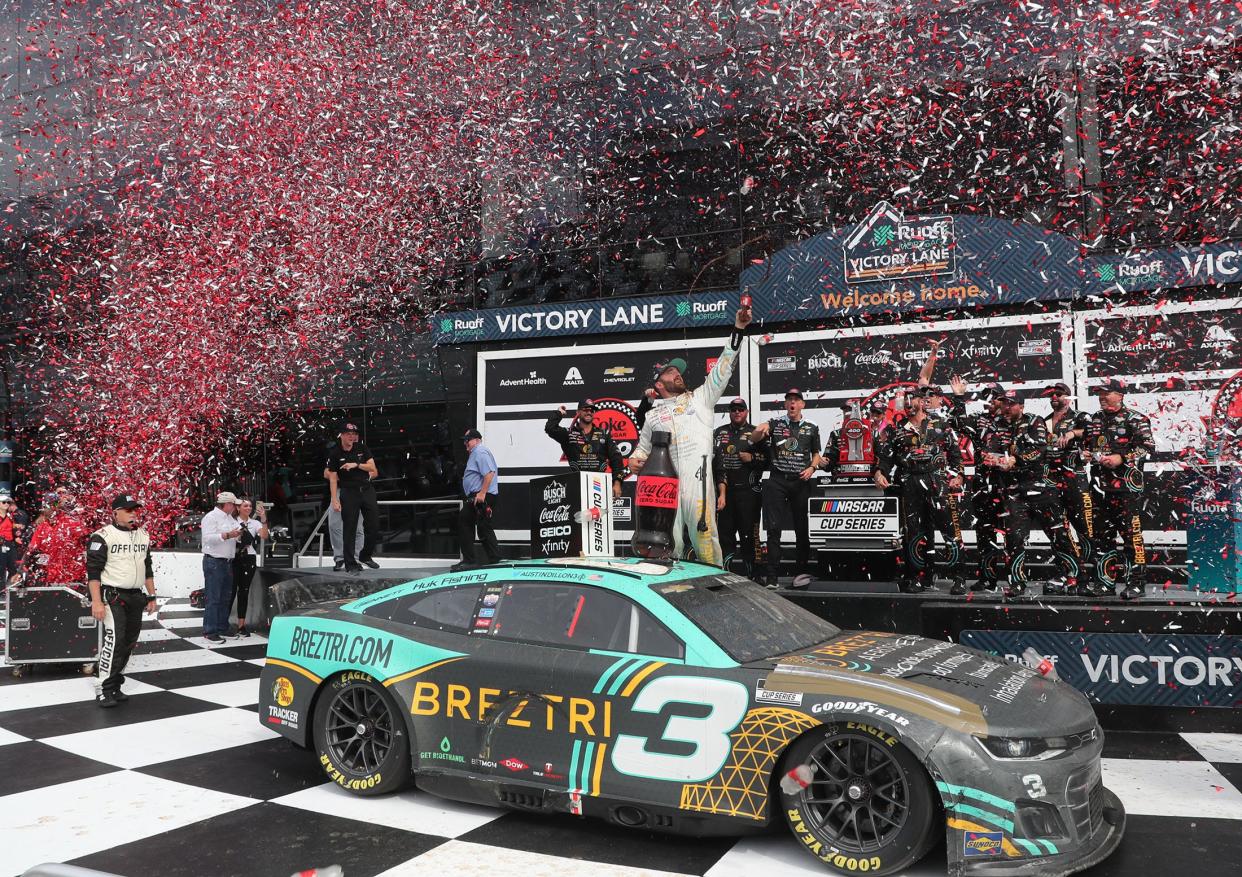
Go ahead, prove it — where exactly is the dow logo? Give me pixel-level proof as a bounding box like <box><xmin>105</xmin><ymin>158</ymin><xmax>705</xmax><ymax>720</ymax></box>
<box><xmin>873</xmin><ymin>224</ymin><xmax>895</xmax><ymax>247</ymax></box>
<box><xmin>1095</xmin><ymin>264</ymin><xmax>1116</xmax><ymax>282</ymax></box>
<box><xmin>676</xmin><ymin>301</ymin><xmax>692</xmax><ymax>317</ymax></box>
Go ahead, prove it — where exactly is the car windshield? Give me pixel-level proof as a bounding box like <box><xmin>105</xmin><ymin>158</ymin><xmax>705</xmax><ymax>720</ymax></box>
<box><xmin>654</xmin><ymin>573</ymin><xmax>841</xmax><ymax>663</ymax></box>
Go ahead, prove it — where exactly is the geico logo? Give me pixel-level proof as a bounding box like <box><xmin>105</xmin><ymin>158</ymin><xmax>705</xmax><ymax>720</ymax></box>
<box><xmin>409</xmin><ymin>682</ymin><xmax>613</xmax><ymax>739</ymax></box>
<box><xmin>539</xmin><ymin>525</ymin><xmax>571</xmax><ymax>537</ymax></box>
<box><xmin>288</xmin><ymin>626</ymin><xmax>393</xmax><ymax>669</ymax></box>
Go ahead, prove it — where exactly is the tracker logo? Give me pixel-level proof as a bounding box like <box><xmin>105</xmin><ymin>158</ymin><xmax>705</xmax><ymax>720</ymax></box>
<box><xmin>564</xmin><ymin>367</ymin><xmax>584</xmax><ymax>385</ymax></box>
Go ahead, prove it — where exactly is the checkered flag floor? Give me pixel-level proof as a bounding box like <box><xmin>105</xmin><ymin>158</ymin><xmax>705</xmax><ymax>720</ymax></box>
<box><xmin>3</xmin><ymin>600</ymin><xmax>1242</xmax><ymax>876</ymax></box>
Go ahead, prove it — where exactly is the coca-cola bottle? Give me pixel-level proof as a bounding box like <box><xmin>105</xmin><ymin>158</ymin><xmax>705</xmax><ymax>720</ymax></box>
<box><xmin>632</xmin><ymin>431</ymin><xmax>678</xmax><ymax>559</ymax></box>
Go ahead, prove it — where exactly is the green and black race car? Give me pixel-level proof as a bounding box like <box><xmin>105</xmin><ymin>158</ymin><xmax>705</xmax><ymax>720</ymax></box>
<box><xmin>258</xmin><ymin>557</ymin><xmax>1124</xmax><ymax>876</ymax></box>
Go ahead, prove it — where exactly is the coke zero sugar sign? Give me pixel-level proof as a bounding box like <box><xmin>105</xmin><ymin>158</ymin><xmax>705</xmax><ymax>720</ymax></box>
<box><xmin>636</xmin><ymin>476</ymin><xmax>678</xmax><ymax>509</ymax></box>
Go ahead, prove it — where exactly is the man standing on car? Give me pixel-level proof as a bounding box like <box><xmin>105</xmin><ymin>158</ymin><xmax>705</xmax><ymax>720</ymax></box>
<box><xmin>326</xmin><ymin>421</ymin><xmax>380</xmax><ymax>573</ymax></box>
<box><xmin>714</xmin><ymin>397</ymin><xmax>764</xmax><ymax>576</ymax></box>
<box><xmin>1085</xmin><ymin>379</ymin><xmax>1153</xmax><ymax>600</ymax></box>
<box><xmin>748</xmin><ymin>388</ymin><xmax>823</xmax><ymax>588</ymax></box>
<box><xmin>455</xmin><ymin>428</ymin><xmax>500</xmax><ymax>570</ymax></box>
<box><xmin>629</xmin><ymin>306</ymin><xmax>753</xmax><ymax>566</ymax></box>
<box><xmin>87</xmin><ymin>494</ymin><xmax>157</xmax><ymax>707</ymax></box>
<box><xmin>545</xmin><ymin>399</ymin><xmax>626</xmax><ymax>498</ymax></box>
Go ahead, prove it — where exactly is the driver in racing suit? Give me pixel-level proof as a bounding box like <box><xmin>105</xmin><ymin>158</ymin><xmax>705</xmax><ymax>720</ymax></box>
<box><xmin>629</xmin><ymin>305</ymin><xmax>752</xmax><ymax>565</ymax></box>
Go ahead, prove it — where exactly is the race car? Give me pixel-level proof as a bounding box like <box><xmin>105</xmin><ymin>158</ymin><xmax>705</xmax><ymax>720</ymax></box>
<box><xmin>258</xmin><ymin>557</ymin><xmax>1124</xmax><ymax>876</ymax></box>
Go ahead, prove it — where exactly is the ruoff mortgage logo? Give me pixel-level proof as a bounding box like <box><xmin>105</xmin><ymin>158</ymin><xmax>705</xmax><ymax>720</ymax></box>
<box><xmin>439</xmin><ymin>315</ymin><xmax>485</xmax><ymax>338</ymax></box>
<box><xmin>1094</xmin><ymin>260</ymin><xmax>1164</xmax><ymax>288</ymax></box>
<box><xmin>843</xmin><ymin>201</ymin><xmax>956</xmax><ymax>284</ymax></box>
<box><xmin>676</xmin><ymin>298</ymin><xmax>729</xmax><ymax>320</ymax></box>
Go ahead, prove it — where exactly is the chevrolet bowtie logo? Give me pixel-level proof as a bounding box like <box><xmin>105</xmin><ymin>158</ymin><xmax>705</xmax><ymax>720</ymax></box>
<box><xmin>604</xmin><ymin>366</ymin><xmax>633</xmax><ymax>377</ymax></box>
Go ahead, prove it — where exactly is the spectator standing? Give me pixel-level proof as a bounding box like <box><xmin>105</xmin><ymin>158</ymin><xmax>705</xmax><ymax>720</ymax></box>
<box><xmin>0</xmin><ymin>492</ymin><xmax>28</xmax><ymax>582</ymax></box>
<box><xmin>232</xmin><ymin>499</ymin><xmax>269</xmax><ymax>635</ymax></box>
<box><xmin>453</xmin><ymin>428</ymin><xmax>500</xmax><ymax>570</ymax></box>
<box><xmin>326</xmin><ymin>422</ymin><xmax>380</xmax><ymax>573</ymax></box>
<box><xmin>324</xmin><ymin>450</ymin><xmax>366</xmax><ymax>571</ymax></box>
<box><xmin>201</xmin><ymin>491</ymin><xmax>242</xmax><ymax>643</ymax></box>
<box><xmin>86</xmin><ymin>494</ymin><xmax>156</xmax><ymax>707</ymax></box>
<box><xmin>23</xmin><ymin>493</ymin><xmax>90</xmax><ymax>586</ymax></box>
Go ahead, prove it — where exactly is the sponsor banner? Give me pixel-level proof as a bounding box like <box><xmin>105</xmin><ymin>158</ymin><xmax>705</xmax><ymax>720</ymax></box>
<box><xmin>530</xmin><ymin>474</ymin><xmax>581</xmax><ymax>558</ymax></box>
<box><xmin>809</xmin><ymin>495</ymin><xmax>900</xmax><ymax>541</ymax></box>
<box><xmin>435</xmin><ymin>292</ymin><xmax>736</xmax><ymax>344</ymax></box>
<box><xmin>959</xmin><ymin>629</ymin><xmax>1242</xmax><ymax>708</ymax></box>
<box><xmin>1083</xmin><ymin>241</ymin><xmax>1242</xmax><ymax>296</ymax></box>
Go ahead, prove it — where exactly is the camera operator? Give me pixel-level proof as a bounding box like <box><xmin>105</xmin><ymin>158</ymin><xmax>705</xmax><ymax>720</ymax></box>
<box><xmin>232</xmin><ymin>498</ymin><xmax>269</xmax><ymax>636</ymax></box>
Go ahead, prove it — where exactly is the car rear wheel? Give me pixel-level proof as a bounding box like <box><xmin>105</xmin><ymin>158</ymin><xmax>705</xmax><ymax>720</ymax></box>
<box><xmin>312</xmin><ymin>672</ymin><xmax>411</xmax><ymax>796</ymax></box>
<box><xmin>780</xmin><ymin>724</ymin><xmax>936</xmax><ymax>876</ymax></box>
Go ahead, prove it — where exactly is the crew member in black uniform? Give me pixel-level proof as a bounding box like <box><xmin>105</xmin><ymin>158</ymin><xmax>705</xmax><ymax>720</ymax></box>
<box><xmin>86</xmin><ymin>494</ymin><xmax>157</xmax><ymax>707</ymax></box>
<box><xmin>874</xmin><ymin>386</ymin><xmax>966</xmax><ymax>594</ymax></box>
<box><xmin>713</xmin><ymin>397</ymin><xmax>764</xmax><ymax>575</ymax></box>
<box><xmin>545</xmin><ymin>399</ymin><xmax>625</xmax><ymax>498</ymax></box>
<box><xmin>948</xmin><ymin>377</ymin><xmax>1009</xmax><ymax>591</ymax></box>
<box><xmin>1042</xmin><ymin>382</ymin><xmax>1093</xmax><ymax>558</ymax></box>
<box><xmin>1085</xmin><ymin>379</ymin><xmax>1154</xmax><ymax>600</ymax></box>
<box><xmin>749</xmin><ymin>388</ymin><xmax>822</xmax><ymax>588</ymax></box>
<box><xmin>994</xmin><ymin>390</ymin><xmax>1083</xmax><ymax>599</ymax></box>
<box><xmin>326</xmin><ymin>421</ymin><xmax>380</xmax><ymax>573</ymax></box>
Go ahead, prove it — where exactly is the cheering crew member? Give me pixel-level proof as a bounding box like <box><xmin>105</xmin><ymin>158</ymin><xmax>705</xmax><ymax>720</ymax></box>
<box><xmin>326</xmin><ymin>421</ymin><xmax>380</xmax><ymax>573</ymax></box>
<box><xmin>994</xmin><ymin>391</ymin><xmax>1083</xmax><ymax>599</ymax></box>
<box><xmin>874</xmin><ymin>386</ymin><xmax>966</xmax><ymax>594</ymax></box>
<box><xmin>749</xmin><ymin>388</ymin><xmax>823</xmax><ymax>588</ymax></box>
<box><xmin>1043</xmin><ymin>383</ymin><xmax>1093</xmax><ymax>557</ymax></box>
<box><xmin>1085</xmin><ymin>379</ymin><xmax>1154</xmax><ymax>600</ymax></box>
<box><xmin>713</xmin><ymin>397</ymin><xmax>765</xmax><ymax>575</ymax></box>
<box><xmin>86</xmin><ymin>495</ymin><xmax>156</xmax><ymax>708</ymax></box>
<box><xmin>948</xmin><ymin>377</ymin><xmax>1009</xmax><ymax>591</ymax></box>
<box><xmin>630</xmin><ymin>306</ymin><xmax>753</xmax><ymax>565</ymax></box>
<box><xmin>545</xmin><ymin>399</ymin><xmax>625</xmax><ymax>498</ymax></box>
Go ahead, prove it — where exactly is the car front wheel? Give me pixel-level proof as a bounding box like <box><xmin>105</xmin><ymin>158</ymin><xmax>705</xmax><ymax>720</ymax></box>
<box><xmin>312</xmin><ymin>672</ymin><xmax>411</xmax><ymax>796</ymax></box>
<box><xmin>780</xmin><ymin>724</ymin><xmax>936</xmax><ymax>876</ymax></box>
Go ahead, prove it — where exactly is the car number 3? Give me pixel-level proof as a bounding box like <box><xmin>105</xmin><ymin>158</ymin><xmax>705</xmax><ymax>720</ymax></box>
<box><xmin>1022</xmin><ymin>774</ymin><xmax>1047</xmax><ymax>799</ymax></box>
<box><xmin>611</xmin><ymin>676</ymin><xmax>750</xmax><ymax>783</ymax></box>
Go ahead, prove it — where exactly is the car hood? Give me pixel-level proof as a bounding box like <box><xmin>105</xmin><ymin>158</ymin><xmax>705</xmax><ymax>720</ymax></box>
<box><xmin>764</xmin><ymin>630</ymin><xmax>1096</xmax><ymax>738</ymax></box>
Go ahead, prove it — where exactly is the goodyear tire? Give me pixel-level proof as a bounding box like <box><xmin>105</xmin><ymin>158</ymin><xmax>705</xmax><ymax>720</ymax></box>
<box><xmin>312</xmin><ymin>672</ymin><xmax>411</xmax><ymax>796</ymax></box>
<box><xmin>780</xmin><ymin>724</ymin><xmax>936</xmax><ymax>876</ymax></box>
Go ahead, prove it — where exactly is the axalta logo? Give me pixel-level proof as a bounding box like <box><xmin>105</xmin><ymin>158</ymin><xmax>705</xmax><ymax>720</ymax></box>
<box><xmin>809</xmin><ymin>354</ymin><xmax>843</xmax><ymax>369</ymax></box>
<box><xmin>564</xmin><ymin>367</ymin><xmax>584</xmax><ymax>385</ymax></box>
<box><xmin>499</xmin><ymin>371</ymin><xmax>546</xmax><ymax>387</ymax></box>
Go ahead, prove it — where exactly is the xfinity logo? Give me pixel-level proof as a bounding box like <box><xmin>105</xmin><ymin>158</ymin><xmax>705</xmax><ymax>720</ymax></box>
<box><xmin>564</xmin><ymin>367</ymin><xmax>584</xmax><ymax>385</ymax></box>
<box><xmin>959</xmin><ymin>344</ymin><xmax>1001</xmax><ymax>359</ymax></box>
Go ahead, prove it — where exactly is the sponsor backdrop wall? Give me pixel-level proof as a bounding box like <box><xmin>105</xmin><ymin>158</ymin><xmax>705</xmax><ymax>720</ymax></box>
<box><xmin>477</xmin><ymin>301</ymin><xmax>1242</xmax><ymax>550</ymax></box>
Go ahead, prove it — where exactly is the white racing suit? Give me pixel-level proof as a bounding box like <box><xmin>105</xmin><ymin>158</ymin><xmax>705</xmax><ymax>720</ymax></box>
<box><xmin>631</xmin><ymin>331</ymin><xmax>744</xmax><ymax>564</ymax></box>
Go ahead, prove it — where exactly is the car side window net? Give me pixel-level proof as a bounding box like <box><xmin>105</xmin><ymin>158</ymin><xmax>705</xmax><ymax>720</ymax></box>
<box><xmin>361</xmin><ymin>585</ymin><xmax>482</xmax><ymax>634</ymax></box>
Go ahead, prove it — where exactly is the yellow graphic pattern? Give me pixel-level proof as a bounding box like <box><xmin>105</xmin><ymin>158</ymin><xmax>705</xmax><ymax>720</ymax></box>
<box><xmin>679</xmin><ymin>706</ymin><xmax>819</xmax><ymax>820</ymax></box>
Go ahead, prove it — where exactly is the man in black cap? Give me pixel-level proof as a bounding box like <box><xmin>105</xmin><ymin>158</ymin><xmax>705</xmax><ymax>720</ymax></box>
<box><xmin>455</xmin><ymin>427</ymin><xmax>501</xmax><ymax>570</ymax></box>
<box><xmin>326</xmin><ymin>421</ymin><xmax>379</xmax><ymax>573</ymax></box>
<box><xmin>1084</xmin><ymin>379</ymin><xmax>1153</xmax><ymax>600</ymax></box>
<box><xmin>875</xmin><ymin>385</ymin><xmax>966</xmax><ymax>594</ymax></box>
<box><xmin>948</xmin><ymin>376</ymin><xmax>1011</xmax><ymax>591</ymax></box>
<box><xmin>748</xmin><ymin>388</ymin><xmax>823</xmax><ymax>587</ymax></box>
<box><xmin>545</xmin><ymin>399</ymin><xmax>625</xmax><ymax>498</ymax></box>
<box><xmin>1043</xmin><ymin>382</ymin><xmax>1094</xmax><ymax>558</ymax></box>
<box><xmin>714</xmin><ymin>397</ymin><xmax>764</xmax><ymax>575</ymax></box>
<box><xmin>86</xmin><ymin>494</ymin><xmax>156</xmax><ymax>707</ymax></box>
<box><xmin>993</xmin><ymin>390</ymin><xmax>1083</xmax><ymax>598</ymax></box>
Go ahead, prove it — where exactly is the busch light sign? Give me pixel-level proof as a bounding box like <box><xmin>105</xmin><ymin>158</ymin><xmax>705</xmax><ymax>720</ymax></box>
<box><xmin>960</xmin><ymin>629</ymin><xmax>1242</xmax><ymax>708</ymax></box>
<box><xmin>843</xmin><ymin>201</ymin><xmax>956</xmax><ymax>284</ymax></box>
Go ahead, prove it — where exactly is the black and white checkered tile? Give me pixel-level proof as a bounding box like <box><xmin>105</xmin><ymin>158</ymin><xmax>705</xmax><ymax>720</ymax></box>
<box><xmin>3</xmin><ymin>601</ymin><xmax>1242</xmax><ymax>877</ymax></box>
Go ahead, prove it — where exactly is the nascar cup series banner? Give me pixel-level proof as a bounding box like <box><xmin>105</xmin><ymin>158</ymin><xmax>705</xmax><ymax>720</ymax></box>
<box><xmin>959</xmin><ymin>630</ymin><xmax>1242</xmax><ymax>708</ymax></box>
<box><xmin>433</xmin><ymin>204</ymin><xmax>1242</xmax><ymax>344</ymax></box>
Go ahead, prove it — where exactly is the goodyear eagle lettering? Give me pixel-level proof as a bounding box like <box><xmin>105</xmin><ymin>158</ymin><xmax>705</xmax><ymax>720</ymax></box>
<box><xmin>289</xmin><ymin>626</ymin><xmax>394</xmax><ymax>669</ymax></box>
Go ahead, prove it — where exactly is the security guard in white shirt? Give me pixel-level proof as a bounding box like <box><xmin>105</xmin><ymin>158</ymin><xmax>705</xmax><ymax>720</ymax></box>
<box><xmin>86</xmin><ymin>494</ymin><xmax>156</xmax><ymax>708</ymax></box>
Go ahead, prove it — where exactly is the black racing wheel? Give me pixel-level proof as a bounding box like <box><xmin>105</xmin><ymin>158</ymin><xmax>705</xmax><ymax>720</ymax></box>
<box><xmin>781</xmin><ymin>724</ymin><xmax>937</xmax><ymax>876</ymax></box>
<box><xmin>312</xmin><ymin>672</ymin><xmax>412</xmax><ymax>796</ymax></box>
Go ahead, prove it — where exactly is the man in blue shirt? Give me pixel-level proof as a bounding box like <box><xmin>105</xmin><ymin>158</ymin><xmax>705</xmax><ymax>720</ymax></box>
<box><xmin>453</xmin><ymin>428</ymin><xmax>500</xmax><ymax>570</ymax></box>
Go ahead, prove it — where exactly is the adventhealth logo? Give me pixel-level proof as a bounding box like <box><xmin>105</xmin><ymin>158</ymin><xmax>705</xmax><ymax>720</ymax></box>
<box><xmin>873</xmin><ymin>224</ymin><xmax>895</xmax><ymax>247</ymax></box>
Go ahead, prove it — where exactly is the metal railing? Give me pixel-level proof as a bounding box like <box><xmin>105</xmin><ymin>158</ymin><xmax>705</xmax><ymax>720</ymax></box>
<box><xmin>298</xmin><ymin>499</ymin><xmax>464</xmax><ymax>565</ymax></box>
